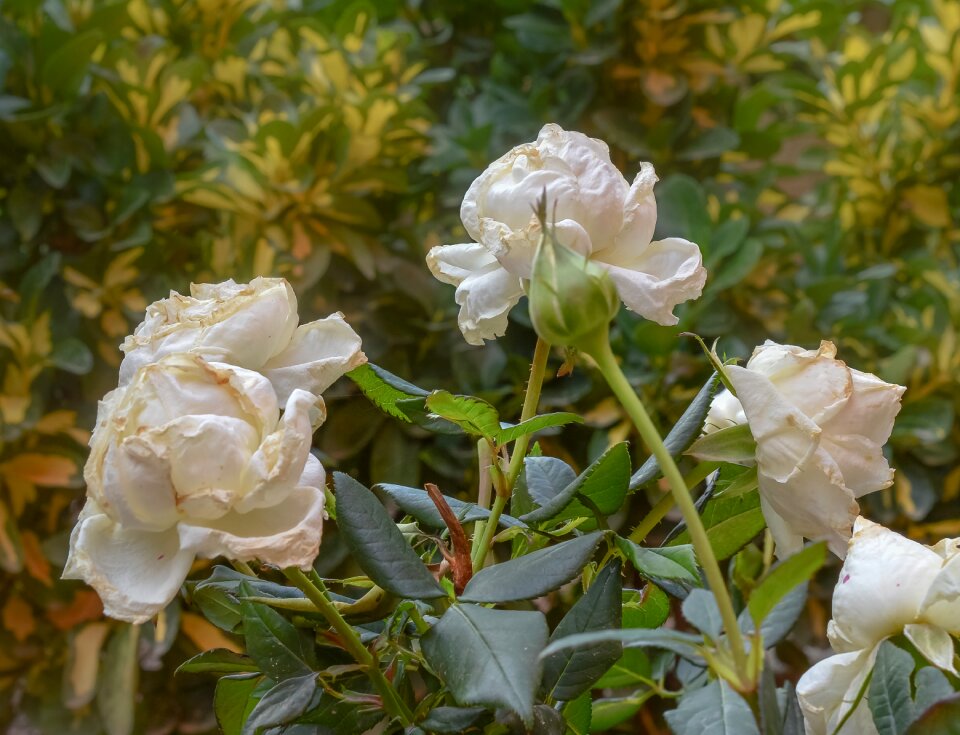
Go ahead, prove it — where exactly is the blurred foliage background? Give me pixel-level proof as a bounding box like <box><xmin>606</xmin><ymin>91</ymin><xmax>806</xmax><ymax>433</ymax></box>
<box><xmin>0</xmin><ymin>0</ymin><xmax>958</xmax><ymax>732</ymax></box>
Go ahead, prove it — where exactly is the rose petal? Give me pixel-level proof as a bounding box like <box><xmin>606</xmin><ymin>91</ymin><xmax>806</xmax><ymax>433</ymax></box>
<box><xmin>828</xmin><ymin>517</ymin><xmax>943</xmax><ymax>651</ymax></box>
<box><xmin>704</xmin><ymin>390</ymin><xmax>746</xmax><ymax>434</ymax></box>
<box><xmin>611</xmin><ymin>162</ymin><xmax>657</xmax><ymax>255</ymax></box>
<box><xmin>596</xmin><ymin>237</ymin><xmax>706</xmax><ymax>326</ymax></box>
<box><xmin>796</xmin><ymin>646</ymin><xmax>880</xmax><ymax>735</ymax></box>
<box><xmin>726</xmin><ymin>364</ymin><xmax>821</xmax><ymax>483</ymax></box>
<box><xmin>62</xmin><ymin>502</ymin><xmax>194</xmax><ymax>624</ymax></box>
<box><xmin>178</xmin><ymin>485</ymin><xmax>325</xmax><ymax>570</ymax></box>
<box><xmin>904</xmin><ymin>623</ymin><xmax>956</xmax><ymax>674</ymax></box>
<box><xmin>262</xmin><ymin>313</ymin><xmax>367</xmax><ymax>403</ymax></box>
<box><xmin>759</xmin><ymin>494</ymin><xmax>804</xmax><ymax>558</ymax></box>
<box><xmin>820</xmin><ymin>434</ymin><xmax>894</xmax><ymax>497</ymax></box>
<box><xmin>920</xmin><ymin>552</ymin><xmax>960</xmax><ymax>633</ymax></box>
<box><xmin>822</xmin><ymin>368</ymin><xmax>905</xmax><ymax>445</ymax></box>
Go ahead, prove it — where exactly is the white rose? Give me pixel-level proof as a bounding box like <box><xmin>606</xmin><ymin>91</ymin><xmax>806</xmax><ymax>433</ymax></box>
<box><xmin>702</xmin><ymin>340</ymin><xmax>905</xmax><ymax>557</ymax></box>
<box><xmin>119</xmin><ymin>277</ymin><xmax>366</xmax><ymax>401</ymax></box>
<box><xmin>64</xmin><ymin>353</ymin><xmax>328</xmax><ymax>623</ymax></box>
<box><xmin>427</xmin><ymin>124</ymin><xmax>707</xmax><ymax>344</ymax></box>
<box><xmin>797</xmin><ymin>518</ymin><xmax>960</xmax><ymax>734</ymax></box>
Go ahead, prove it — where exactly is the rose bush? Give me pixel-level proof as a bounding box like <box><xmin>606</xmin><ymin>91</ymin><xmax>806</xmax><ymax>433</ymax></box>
<box><xmin>426</xmin><ymin>123</ymin><xmax>707</xmax><ymax>344</ymax></box>
<box><xmin>699</xmin><ymin>340</ymin><xmax>905</xmax><ymax>557</ymax></box>
<box><xmin>797</xmin><ymin>517</ymin><xmax>960</xmax><ymax>734</ymax></box>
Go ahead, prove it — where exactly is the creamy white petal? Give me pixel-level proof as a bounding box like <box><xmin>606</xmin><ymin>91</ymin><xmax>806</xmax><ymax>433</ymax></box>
<box><xmin>597</xmin><ymin>237</ymin><xmax>706</xmax><ymax>326</ymax></box>
<box><xmin>119</xmin><ymin>277</ymin><xmax>298</xmax><ymax>383</ymax></box>
<box><xmin>829</xmin><ymin>517</ymin><xmax>943</xmax><ymax>651</ymax></box>
<box><xmin>237</xmin><ymin>389</ymin><xmax>318</xmax><ymax>512</ymax></box>
<box><xmin>703</xmin><ymin>390</ymin><xmax>746</xmax><ymax>434</ymax></box>
<box><xmin>904</xmin><ymin>623</ymin><xmax>956</xmax><ymax>673</ymax></box>
<box><xmin>262</xmin><ymin>313</ymin><xmax>367</xmax><ymax>403</ymax></box>
<box><xmin>920</xmin><ymin>552</ymin><xmax>960</xmax><ymax>633</ymax></box>
<box><xmin>611</xmin><ymin>162</ymin><xmax>657</xmax><ymax>256</ymax></box>
<box><xmin>178</xmin><ymin>485</ymin><xmax>325</xmax><ymax>570</ymax></box>
<box><xmin>427</xmin><ymin>242</ymin><xmax>493</xmax><ymax>286</ymax></box>
<box><xmin>820</xmin><ymin>434</ymin><xmax>894</xmax><ymax>497</ymax></box>
<box><xmin>98</xmin><ymin>432</ymin><xmax>179</xmax><ymax>531</ymax></box>
<box><xmin>63</xmin><ymin>504</ymin><xmax>194</xmax><ymax>624</ymax></box>
<box><xmin>298</xmin><ymin>452</ymin><xmax>326</xmax><ymax>491</ymax></box>
<box><xmin>758</xmin><ymin>450</ymin><xmax>857</xmax><ymax>559</ymax></box>
<box><xmin>796</xmin><ymin>646</ymin><xmax>879</xmax><ymax>735</ymax></box>
<box><xmin>759</xmin><ymin>494</ymin><xmax>804</xmax><ymax>558</ymax></box>
<box><xmin>727</xmin><ymin>364</ymin><xmax>821</xmax><ymax>483</ymax></box>
<box><xmin>822</xmin><ymin>368</ymin><xmax>905</xmax><ymax>445</ymax></box>
<box><xmin>746</xmin><ymin>341</ymin><xmax>852</xmax><ymax>425</ymax></box>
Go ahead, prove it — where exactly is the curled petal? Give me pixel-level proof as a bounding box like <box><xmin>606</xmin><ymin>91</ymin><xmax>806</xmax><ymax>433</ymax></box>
<box><xmin>820</xmin><ymin>434</ymin><xmax>894</xmax><ymax>497</ymax></box>
<box><xmin>796</xmin><ymin>646</ymin><xmax>880</xmax><ymax>735</ymax></box>
<box><xmin>822</xmin><ymin>368</ymin><xmax>905</xmax><ymax>445</ymax></box>
<box><xmin>62</xmin><ymin>502</ymin><xmax>194</xmax><ymax>624</ymax></box>
<box><xmin>903</xmin><ymin>623</ymin><xmax>956</xmax><ymax>674</ymax></box>
<box><xmin>759</xmin><ymin>494</ymin><xmax>804</xmax><ymax>558</ymax></box>
<box><xmin>427</xmin><ymin>243</ymin><xmax>524</xmax><ymax>345</ymax></box>
<box><xmin>237</xmin><ymin>389</ymin><xmax>319</xmax><ymax>512</ymax></box>
<box><xmin>921</xmin><ymin>552</ymin><xmax>960</xmax><ymax>634</ymax></box>
<box><xmin>178</xmin><ymin>485</ymin><xmax>325</xmax><ymax>570</ymax></box>
<box><xmin>726</xmin><ymin>364</ymin><xmax>821</xmax><ymax>483</ymax></box>
<box><xmin>758</xmin><ymin>451</ymin><xmax>857</xmax><ymax>559</ymax></box>
<box><xmin>614</xmin><ymin>162</ymin><xmax>658</xmax><ymax>254</ymax></box>
<box><xmin>597</xmin><ymin>237</ymin><xmax>706</xmax><ymax>326</ymax></box>
<box><xmin>703</xmin><ymin>390</ymin><xmax>746</xmax><ymax>434</ymax></box>
<box><xmin>829</xmin><ymin>517</ymin><xmax>943</xmax><ymax>651</ymax></box>
<box><xmin>746</xmin><ymin>341</ymin><xmax>853</xmax><ymax>425</ymax></box>
<box><xmin>98</xmin><ymin>434</ymin><xmax>178</xmax><ymax>531</ymax></box>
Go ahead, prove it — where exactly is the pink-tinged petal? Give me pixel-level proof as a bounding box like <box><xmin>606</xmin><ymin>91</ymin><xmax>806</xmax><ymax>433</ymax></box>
<box><xmin>178</xmin><ymin>485</ymin><xmax>325</xmax><ymax>570</ymax></box>
<box><xmin>757</xmin><ymin>450</ymin><xmax>857</xmax><ymax>559</ymax></box>
<box><xmin>62</xmin><ymin>502</ymin><xmax>193</xmax><ymax>624</ymax></box>
<box><xmin>820</xmin><ymin>434</ymin><xmax>895</xmax><ymax>498</ymax></box>
<box><xmin>903</xmin><ymin>623</ymin><xmax>956</xmax><ymax>674</ymax></box>
<box><xmin>262</xmin><ymin>313</ymin><xmax>367</xmax><ymax>403</ymax></box>
<box><xmin>829</xmin><ymin>517</ymin><xmax>943</xmax><ymax>650</ymax></box>
<box><xmin>597</xmin><ymin>237</ymin><xmax>707</xmax><ymax>326</ymax></box>
<box><xmin>920</xmin><ymin>552</ymin><xmax>960</xmax><ymax>634</ymax></box>
<box><xmin>746</xmin><ymin>341</ymin><xmax>853</xmax><ymax>425</ymax></box>
<box><xmin>796</xmin><ymin>646</ymin><xmax>880</xmax><ymax>735</ymax></box>
<box><xmin>726</xmin><ymin>364</ymin><xmax>821</xmax><ymax>483</ymax></box>
<box><xmin>822</xmin><ymin>368</ymin><xmax>905</xmax><ymax>445</ymax></box>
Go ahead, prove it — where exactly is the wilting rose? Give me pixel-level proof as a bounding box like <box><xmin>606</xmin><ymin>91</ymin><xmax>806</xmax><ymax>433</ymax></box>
<box><xmin>64</xmin><ymin>354</ymin><xmax>327</xmax><ymax>623</ymax></box>
<box><xmin>427</xmin><ymin>124</ymin><xmax>706</xmax><ymax>344</ymax></box>
<box><xmin>119</xmin><ymin>277</ymin><xmax>366</xmax><ymax>401</ymax></box>
<box><xmin>797</xmin><ymin>518</ymin><xmax>960</xmax><ymax>734</ymax></box>
<box><xmin>701</xmin><ymin>340</ymin><xmax>905</xmax><ymax>557</ymax></box>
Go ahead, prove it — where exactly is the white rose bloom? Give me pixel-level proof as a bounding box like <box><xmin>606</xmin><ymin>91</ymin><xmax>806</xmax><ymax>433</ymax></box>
<box><xmin>427</xmin><ymin>124</ymin><xmax>707</xmax><ymax>345</ymax></box>
<box><xmin>702</xmin><ymin>340</ymin><xmax>905</xmax><ymax>557</ymax></box>
<box><xmin>797</xmin><ymin>518</ymin><xmax>960</xmax><ymax>734</ymax></box>
<box><xmin>119</xmin><ymin>277</ymin><xmax>366</xmax><ymax>401</ymax></box>
<box><xmin>64</xmin><ymin>353</ymin><xmax>328</xmax><ymax>623</ymax></box>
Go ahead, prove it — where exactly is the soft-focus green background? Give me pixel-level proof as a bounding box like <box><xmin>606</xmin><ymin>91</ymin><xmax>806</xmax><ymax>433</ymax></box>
<box><xmin>1</xmin><ymin>0</ymin><xmax>958</xmax><ymax>731</ymax></box>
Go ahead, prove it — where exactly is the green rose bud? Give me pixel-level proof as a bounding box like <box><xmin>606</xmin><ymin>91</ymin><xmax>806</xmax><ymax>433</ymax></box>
<box><xmin>528</xmin><ymin>224</ymin><xmax>620</xmax><ymax>351</ymax></box>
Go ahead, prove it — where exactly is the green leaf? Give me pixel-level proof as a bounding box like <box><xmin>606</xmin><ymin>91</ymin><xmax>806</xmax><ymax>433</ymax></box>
<box><xmin>459</xmin><ymin>532</ymin><xmax>603</xmax><ymax>603</ymax></box>
<box><xmin>682</xmin><ymin>589</ymin><xmax>722</xmax><ymax>639</ymax></box>
<box><xmin>686</xmin><ymin>424</ymin><xmax>757</xmax><ymax>465</ymax></box>
<box><xmin>347</xmin><ymin>363</ymin><xmax>427</xmax><ymax>421</ymax></box>
<box><xmin>677</xmin><ymin>127</ymin><xmax>740</xmax><ymax>161</ymax></box>
<box><xmin>616</xmin><ymin>537</ymin><xmax>700</xmax><ymax>585</ymax></box>
<box><xmin>176</xmin><ymin>649</ymin><xmax>258</xmax><ymax>676</ymax></box>
<box><xmin>190</xmin><ymin>566</ymin><xmax>303</xmax><ymax>633</ymax></box>
<box><xmin>747</xmin><ymin>543</ymin><xmax>826</xmax><ymax>632</ymax></box>
<box><xmin>41</xmin><ymin>29</ymin><xmax>103</xmax><ymax>97</ymax></box>
<box><xmin>376</xmin><ymin>483</ymin><xmax>525</xmax><ymax>529</ymax></box>
<box><xmin>913</xmin><ymin>668</ymin><xmax>954</xmax><ymax>716</ymax></box>
<box><xmin>215</xmin><ymin>675</ymin><xmax>262</xmax><ymax>735</ymax></box>
<box><xmin>595</xmin><ymin>648</ymin><xmax>652</xmax><ymax>689</ymax></box>
<box><xmin>630</xmin><ymin>373</ymin><xmax>720</xmax><ymax>490</ymax></box>
<box><xmin>425</xmin><ymin>390</ymin><xmax>501</xmax><ymax>437</ymax></box>
<box><xmin>591</xmin><ymin>696</ymin><xmax>649</xmax><ymax>732</ymax></box>
<box><xmin>97</xmin><ymin>623</ymin><xmax>139</xmax><ymax>735</ymax></box>
<box><xmin>869</xmin><ymin>641</ymin><xmax>917</xmax><ymax>735</ymax></box>
<box><xmin>419</xmin><ymin>706</ymin><xmax>489</xmax><ymax>733</ymax></box>
<box><xmin>623</xmin><ymin>585</ymin><xmax>670</xmax><ymax>629</ymax></box>
<box><xmin>740</xmin><ymin>583</ymin><xmax>808</xmax><ymax>648</ymax></box>
<box><xmin>541</xmin><ymin>627</ymin><xmax>702</xmax><ymax>660</ymax></box>
<box><xmin>496</xmin><ymin>412</ymin><xmax>584</xmax><ymax>443</ymax></box>
<box><xmin>9</xmin><ymin>184</ymin><xmax>41</xmax><ymax>241</ymax></box>
<box><xmin>664</xmin><ymin>679</ymin><xmax>760</xmax><ymax>735</ymax></box>
<box><xmin>672</xmin><ymin>488</ymin><xmax>765</xmax><ymax>560</ymax></box>
<box><xmin>242</xmin><ymin>673</ymin><xmax>318</xmax><ymax>735</ymax></box>
<box><xmin>515</xmin><ymin>456</ymin><xmax>577</xmax><ymax>517</ymax></box>
<box><xmin>522</xmin><ymin>443</ymin><xmax>630</xmax><ymax>523</ymax></box>
<box><xmin>422</xmin><ymin>604</ymin><xmax>548</xmax><ymax>725</ymax></box>
<box><xmin>564</xmin><ymin>691</ymin><xmax>592</xmax><ymax>734</ymax></box>
<box><xmin>905</xmin><ymin>694</ymin><xmax>960</xmax><ymax>734</ymax></box>
<box><xmin>541</xmin><ymin>561</ymin><xmax>623</xmax><ymax>701</ymax></box>
<box><xmin>241</xmin><ymin>593</ymin><xmax>313</xmax><ymax>680</ymax></box>
<box><xmin>50</xmin><ymin>338</ymin><xmax>94</xmax><ymax>375</ymax></box>
<box><xmin>333</xmin><ymin>472</ymin><xmax>445</xmax><ymax>599</ymax></box>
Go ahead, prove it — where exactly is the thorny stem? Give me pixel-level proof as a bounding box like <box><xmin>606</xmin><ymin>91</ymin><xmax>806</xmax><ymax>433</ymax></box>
<box><xmin>283</xmin><ymin>568</ymin><xmax>414</xmax><ymax>726</ymax></box>
<box><xmin>471</xmin><ymin>338</ymin><xmax>551</xmax><ymax>571</ymax></box>
<box><xmin>585</xmin><ymin>335</ymin><xmax>751</xmax><ymax>691</ymax></box>
<box><xmin>628</xmin><ymin>461</ymin><xmax>720</xmax><ymax>544</ymax></box>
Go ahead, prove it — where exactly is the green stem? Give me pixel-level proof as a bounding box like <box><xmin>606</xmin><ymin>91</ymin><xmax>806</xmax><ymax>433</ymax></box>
<box><xmin>471</xmin><ymin>494</ymin><xmax>508</xmax><ymax>572</ymax></box>
<box><xmin>283</xmin><ymin>568</ymin><xmax>414</xmax><ymax>726</ymax></box>
<box><xmin>231</xmin><ymin>559</ymin><xmax>256</xmax><ymax>576</ymax></box>
<box><xmin>586</xmin><ymin>336</ymin><xmax>750</xmax><ymax>689</ymax></box>
<box><xmin>505</xmin><ymin>337</ymin><xmax>551</xmax><ymax>488</ymax></box>
<box><xmin>470</xmin><ymin>439</ymin><xmax>495</xmax><ymax>560</ymax></box>
<box><xmin>628</xmin><ymin>461</ymin><xmax>720</xmax><ymax>544</ymax></box>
